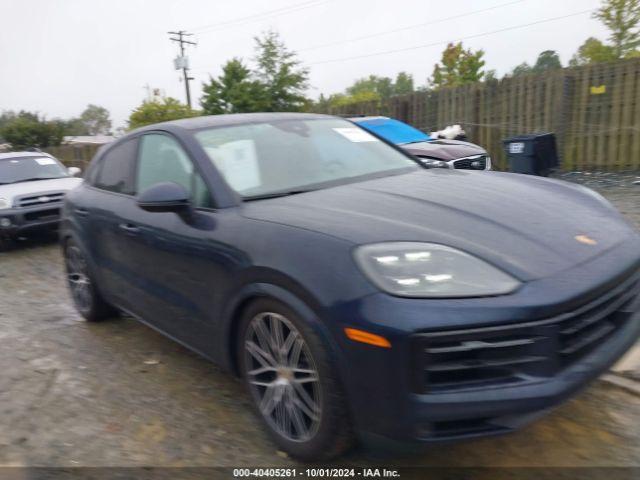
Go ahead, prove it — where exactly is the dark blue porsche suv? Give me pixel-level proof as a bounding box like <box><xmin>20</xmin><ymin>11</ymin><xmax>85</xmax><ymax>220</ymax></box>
<box><xmin>61</xmin><ymin>113</ymin><xmax>640</xmax><ymax>460</ymax></box>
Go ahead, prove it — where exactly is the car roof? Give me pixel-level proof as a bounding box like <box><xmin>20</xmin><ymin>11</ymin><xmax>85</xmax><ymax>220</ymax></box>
<box><xmin>0</xmin><ymin>151</ymin><xmax>54</xmax><ymax>161</ymax></box>
<box><xmin>134</xmin><ymin>112</ymin><xmax>336</xmax><ymax>133</ymax></box>
<box><xmin>348</xmin><ymin>116</ymin><xmax>390</xmax><ymax>122</ymax></box>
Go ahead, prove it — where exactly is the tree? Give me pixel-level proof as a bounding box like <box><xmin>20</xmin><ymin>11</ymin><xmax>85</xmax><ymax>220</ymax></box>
<box><xmin>511</xmin><ymin>51</ymin><xmax>562</xmax><ymax>77</ymax></box>
<box><xmin>0</xmin><ymin>111</ymin><xmax>65</xmax><ymax>149</ymax></box>
<box><xmin>128</xmin><ymin>97</ymin><xmax>199</xmax><ymax>130</ymax></box>
<box><xmin>326</xmin><ymin>91</ymin><xmax>381</xmax><ymax>108</ymax></box>
<box><xmin>62</xmin><ymin>117</ymin><xmax>89</xmax><ymax>136</ymax></box>
<box><xmin>484</xmin><ymin>69</ymin><xmax>498</xmax><ymax>82</ymax></box>
<box><xmin>394</xmin><ymin>72</ymin><xmax>414</xmax><ymax>95</ymax></box>
<box><xmin>346</xmin><ymin>75</ymin><xmax>394</xmax><ymax>99</ymax></box>
<box><xmin>79</xmin><ymin>104</ymin><xmax>112</xmax><ymax>135</ymax></box>
<box><xmin>569</xmin><ymin>37</ymin><xmax>618</xmax><ymax>66</ymax></box>
<box><xmin>533</xmin><ymin>50</ymin><xmax>562</xmax><ymax>72</ymax></box>
<box><xmin>430</xmin><ymin>42</ymin><xmax>485</xmax><ymax>89</ymax></box>
<box><xmin>200</xmin><ymin>58</ymin><xmax>267</xmax><ymax>114</ymax></box>
<box><xmin>569</xmin><ymin>0</ymin><xmax>640</xmax><ymax>65</ymax></box>
<box><xmin>253</xmin><ymin>30</ymin><xmax>309</xmax><ymax>111</ymax></box>
<box><xmin>594</xmin><ymin>0</ymin><xmax>640</xmax><ymax>58</ymax></box>
<box><xmin>511</xmin><ymin>62</ymin><xmax>532</xmax><ymax>76</ymax></box>
<box><xmin>314</xmin><ymin>71</ymin><xmax>416</xmax><ymax>110</ymax></box>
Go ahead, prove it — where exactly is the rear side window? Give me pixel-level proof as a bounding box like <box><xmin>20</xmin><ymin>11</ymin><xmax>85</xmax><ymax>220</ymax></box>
<box><xmin>94</xmin><ymin>139</ymin><xmax>138</xmax><ymax>195</ymax></box>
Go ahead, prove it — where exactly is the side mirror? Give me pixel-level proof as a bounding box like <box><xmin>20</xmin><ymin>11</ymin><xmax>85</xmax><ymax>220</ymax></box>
<box><xmin>68</xmin><ymin>166</ymin><xmax>82</xmax><ymax>177</ymax></box>
<box><xmin>137</xmin><ymin>182</ymin><xmax>191</xmax><ymax>214</ymax></box>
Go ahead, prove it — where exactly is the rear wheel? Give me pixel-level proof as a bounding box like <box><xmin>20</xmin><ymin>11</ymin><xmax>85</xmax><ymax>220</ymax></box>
<box><xmin>64</xmin><ymin>239</ymin><xmax>116</xmax><ymax>321</ymax></box>
<box><xmin>238</xmin><ymin>298</ymin><xmax>354</xmax><ymax>461</ymax></box>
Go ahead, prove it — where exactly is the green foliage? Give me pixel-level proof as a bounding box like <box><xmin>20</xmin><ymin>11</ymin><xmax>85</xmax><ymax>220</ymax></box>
<box><xmin>201</xmin><ymin>58</ymin><xmax>267</xmax><ymax>114</ymax></box>
<box><xmin>316</xmin><ymin>72</ymin><xmax>415</xmax><ymax>110</ymax></box>
<box><xmin>393</xmin><ymin>72</ymin><xmax>415</xmax><ymax>95</ymax></box>
<box><xmin>484</xmin><ymin>69</ymin><xmax>498</xmax><ymax>82</ymax></box>
<box><xmin>62</xmin><ymin>104</ymin><xmax>112</xmax><ymax>136</ymax></box>
<box><xmin>533</xmin><ymin>50</ymin><xmax>562</xmax><ymax>72</ymax></box>
<box><xmin>199</xmin><ymin>31</ymin><xmax>309</xmax><ymax>113</ymax></box>
<box><xmin>253</xmin><ymin>30</ymin><xmax>310</xmax><ymax>111</ymax></box>
<box><xmin>79</xmin><ymin>104</ymin><xmax>112</xmax><ymax>135</ymax></box>
<box><xmin>511</xmin><ymin>50</ymin><xmax>562</xmax><ymax>77</ymax></box>
<box><xmin>325</xmin><ymin>90</ymin><xmax>381</xmax><ymax>109</ymax></box>
<box><xmin>511</xmin><ymin>62</ymin><xmax>532</xmax><ymax>76</ymax></box>
<box><xmin>570</xmin><ymin>1</ymin><xmax>640</xmax><ymax>65</ymax></box>
<box><xmin>0</xmin><ymin>111</ymin><xmax>65</xmax><ymax>149</ymax></box>
<box><xmin>346</xmin><ymin>75</ymin><xmax>394</xmax><ymax>99</ymax></box>
<box><xmin>128</xmin><ymin>97</ymin><xmax>199</xmax><ymax>130</ymax></box>
<box><xmin>62</xmin><ymin>117</ymin><xmax>89</xmax><ymax>136</ymax></box>
<box><xmin>569</xmin><ymin>37</ymin><xmax>618</xmax><ymax>66</ymax></box>
<box><xmin>594</xmin><ymin>0</ymin><xmax>640</xmax><ymax>58</ymax></box>
<box><xmin>430</xmin><ymin>42</ymin><xmax>485</xmax><ymax>89</ymax></box>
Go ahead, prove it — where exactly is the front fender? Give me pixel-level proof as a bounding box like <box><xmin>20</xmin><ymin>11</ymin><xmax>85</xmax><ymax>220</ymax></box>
<box><xmin>220</xmin><ymin>281</ymin><xmax>346</xmax><ymax>379</ymax></box>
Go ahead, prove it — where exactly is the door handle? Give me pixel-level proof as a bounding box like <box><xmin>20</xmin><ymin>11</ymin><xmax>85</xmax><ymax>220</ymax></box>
<box><xmin>118</xmin><ymin>223</ymin><xmax>140</xmax><ymax>235</ymax></box>
<box><xmin>74</xmin><ymin>208</ymin><xmax>89</xmax><ymax>217</ymax></box>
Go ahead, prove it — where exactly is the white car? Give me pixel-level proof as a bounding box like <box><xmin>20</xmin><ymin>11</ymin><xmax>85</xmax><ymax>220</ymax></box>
<box><xmin>0</xmin><ymin>152</ymin><xmax>82</xmax><ymax>240</ymax></box>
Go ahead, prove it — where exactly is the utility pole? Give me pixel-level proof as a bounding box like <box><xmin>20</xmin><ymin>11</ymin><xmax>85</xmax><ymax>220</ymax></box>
<box><xmin>168</xmin><ymin>31</ymin><xmax>196</xmax><ymax>108</ymax></box>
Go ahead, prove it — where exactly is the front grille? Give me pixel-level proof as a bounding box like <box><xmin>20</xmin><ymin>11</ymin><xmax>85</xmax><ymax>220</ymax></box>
<box><xmin>16</xmin><ymin>192</ymin><xmax>65</xmax><ymax>208</ymax></box>
<box><xmin>24</xmin><ymin>208</ymin><xmax>60</xmax><ymax>222</ymax></box>
<box><xmin>411</xmin><ymin>271</ymin><xmax>640</xmax><ymax>393</ymax></box>
<box><xmin>453</xmin><ymin>155</ymin><xmax>487</xmax><ymax>170</ymax></box>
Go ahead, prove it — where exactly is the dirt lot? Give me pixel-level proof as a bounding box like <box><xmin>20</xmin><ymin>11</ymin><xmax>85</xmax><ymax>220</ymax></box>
<box><xmin>0</xmin><ymin>178</ymin><xmax>638</xmax><ymax>468</ymax></box>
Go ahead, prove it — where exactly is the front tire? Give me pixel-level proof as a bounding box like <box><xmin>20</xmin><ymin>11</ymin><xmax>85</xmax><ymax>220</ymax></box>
<box><xmin>63</xmin><ymin>239</ymin><xmax>116</xmax><ymax>322</ymax></box>
<box><xmin>238</xmin><ymin>298</ymin><xmax>354</xmax><ymax>461</ymax></box>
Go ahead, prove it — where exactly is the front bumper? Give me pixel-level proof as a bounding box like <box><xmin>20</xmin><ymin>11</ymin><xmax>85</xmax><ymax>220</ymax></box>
<box><xmin>327</xmin><ymin>239</ymin><xmax>640</xmax><ymax>444</ymax></box>
<box><xmin>0</xmin><ymin>203</ymin><xmax>63</xmax><ymax>236</ymax></box>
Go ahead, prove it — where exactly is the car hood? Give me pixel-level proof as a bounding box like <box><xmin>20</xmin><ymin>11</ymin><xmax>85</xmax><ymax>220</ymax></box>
<box><xmin>242</xmin><ymin>170</ymin><xmax>639</xmax><ymax>281</ymax></box>
<box><xmin>402</xmin><ymin>139</ymin><xmax>486</xmax><ymax>161</ymax></box>
<box><xmin>0</xmin><ymin>177</ymin><xmax>82</xmax><ymax>205</ymax></box>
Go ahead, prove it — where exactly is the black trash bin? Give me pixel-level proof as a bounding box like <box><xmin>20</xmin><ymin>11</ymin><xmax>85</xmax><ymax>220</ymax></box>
<box><xmin>503</xmin><ymin>133</ymin><xmax>558</xmax><ymax>176</ymax></box>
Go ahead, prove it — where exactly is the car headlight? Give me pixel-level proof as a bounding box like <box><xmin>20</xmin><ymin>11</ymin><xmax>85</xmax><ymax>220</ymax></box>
<box><xmin>0</xmin><ymin>197</ymin><xmax>10</xmax><ymax>209</ymax></box>
<box><xmin>419</xmin><ymin>157</ymin><xmax>450</xmax><ymax>169</ymax></box>
<box><xmin>354</xmin><ymin>242</ymin><xmax>520</xmax><ymax>298</ymax></box>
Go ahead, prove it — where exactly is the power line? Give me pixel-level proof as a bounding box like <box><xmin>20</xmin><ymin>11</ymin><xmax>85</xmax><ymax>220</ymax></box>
<box><xmin>168</xmin><ymin>31</ymin><xmax>197</xmax><ymax>108</ymax></box>
<box><xmin>190</xmin><ymin>0</ymin><xmax>332</xmax><ymax>35</ymax></box>
<box><xmin>307</xmin><ymin>9</ymin><xmax>594</xmax><ymax>66</ymax></box>
<box><xmin>298</xmin><ymin>0</ymin><xmax>524</xmax><ymax>53</ymax></box>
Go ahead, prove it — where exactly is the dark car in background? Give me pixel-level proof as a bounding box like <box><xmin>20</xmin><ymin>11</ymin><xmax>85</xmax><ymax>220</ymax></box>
<box><xmin>351</xmin><ymin>116</ymin><xmax>491</xmax><ymax>170</ymax></box>
<box><xmin>61</xmin><ymin>113</ymin><xmax>640</xmax><ymax>460</ymax></box>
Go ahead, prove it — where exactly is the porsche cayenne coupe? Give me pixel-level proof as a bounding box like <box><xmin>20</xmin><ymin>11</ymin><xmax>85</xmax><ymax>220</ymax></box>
<box><xmin>61</xmin><ymin>113</ymin><xmax>640</xmax><ymax>460</ymax></box>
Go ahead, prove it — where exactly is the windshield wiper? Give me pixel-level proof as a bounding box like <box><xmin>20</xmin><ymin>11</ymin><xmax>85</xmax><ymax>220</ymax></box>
<box><xmin>243</xmin><ymin>189</ymin><xmax>314</xmax><ymax>202</ymax></box>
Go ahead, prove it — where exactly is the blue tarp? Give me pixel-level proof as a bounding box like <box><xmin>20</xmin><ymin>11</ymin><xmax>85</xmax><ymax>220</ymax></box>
<box><xmin>355</xmin><ymin>117</ymin><xmax>430</xmax><ymax>145</ymax></box>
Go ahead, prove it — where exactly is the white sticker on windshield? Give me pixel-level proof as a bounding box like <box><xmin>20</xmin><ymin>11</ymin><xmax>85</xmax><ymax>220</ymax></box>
<box><xmin>35</xmin><ymin>157</ymin><xmax>56</xmax><ymax>165</ymax></box>
<box><xmin>332</xmin><ymin>127</ymin><xmax>379</xmax><ymax>143</ymax></box>
<box><xmin>205</xmin><ymin>140</ymin><xmax>261</xmax><ymax>192</ymax></box>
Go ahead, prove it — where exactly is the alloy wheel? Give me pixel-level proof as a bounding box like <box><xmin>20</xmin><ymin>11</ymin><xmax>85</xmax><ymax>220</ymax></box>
<box><xmin>244</xmin><ymin>312</ymin><xmax>322</xmax><ymax>442</ymax></box>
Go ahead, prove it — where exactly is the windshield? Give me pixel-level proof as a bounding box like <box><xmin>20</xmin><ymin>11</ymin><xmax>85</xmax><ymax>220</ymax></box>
<box><xmin>356</xmin><ymin>118</ymin><xmax>431</xmax><ymax>145</ymax></box>
<box><xmin>0</xmin><ymin>156</ymin><xmax>68</xmax><ymax>184</ymax></box>
<box><xmin>195</xmin><ymin>118</ymin><xmax>419</xmax><ymax>198</ymax></box>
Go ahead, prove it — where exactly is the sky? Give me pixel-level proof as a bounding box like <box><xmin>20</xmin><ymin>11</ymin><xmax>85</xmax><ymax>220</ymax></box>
<box><xmin>0</xmin><ymin>0</ymin><xmax>607</xmax><ymax>130</ymax></box>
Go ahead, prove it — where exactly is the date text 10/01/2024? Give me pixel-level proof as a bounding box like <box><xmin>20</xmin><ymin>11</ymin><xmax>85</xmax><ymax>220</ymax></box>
<box><xmin>232</xmin><ymin>468</ymin><xmax>401</xmax><ymax>478</ymax></box>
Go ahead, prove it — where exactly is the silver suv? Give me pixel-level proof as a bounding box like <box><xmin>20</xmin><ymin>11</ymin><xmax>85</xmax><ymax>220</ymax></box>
<box><xmin>0</xmin><ymin>152</ymin><xmax>82</xmax><ymax>240</ymax></box>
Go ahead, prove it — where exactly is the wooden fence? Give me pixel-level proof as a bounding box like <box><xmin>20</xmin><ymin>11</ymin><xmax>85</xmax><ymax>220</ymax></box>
<box><xmin>44</xmin><ymin>144</ymin><xmax>101</xmax><ymax>169</ymax></box>
<box><xmin>319</xmin><ymin>58</ymin><xmax>640</xmax><ymax>171</ymax></box>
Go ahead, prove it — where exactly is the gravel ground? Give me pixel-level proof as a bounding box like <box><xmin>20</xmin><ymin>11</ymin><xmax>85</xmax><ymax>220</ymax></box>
<box><xmin>0</xmin><ymin>176</ymin><xmax>638</xmax><ymax>468</ymax></box>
